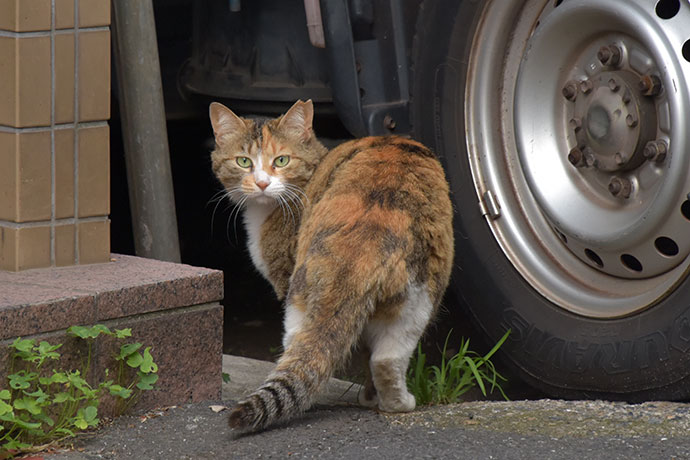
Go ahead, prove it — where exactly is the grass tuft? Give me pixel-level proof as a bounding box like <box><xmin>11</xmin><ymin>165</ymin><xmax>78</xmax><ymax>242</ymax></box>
<box><xmin>407</xmin><ymin>329</ymin><xmax>511</xmax><ymax>405</ymax></box>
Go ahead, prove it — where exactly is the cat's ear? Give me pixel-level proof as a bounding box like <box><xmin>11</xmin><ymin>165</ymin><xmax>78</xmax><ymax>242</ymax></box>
<box><xmin>278</xmin><ymin>100</ymin><xmax>314</xmax><ymax>142</ymax></box>
<box><xmin>209</xmin><ymin>102</ymin><xmax>247</xmax><ymax>144</ymax></box>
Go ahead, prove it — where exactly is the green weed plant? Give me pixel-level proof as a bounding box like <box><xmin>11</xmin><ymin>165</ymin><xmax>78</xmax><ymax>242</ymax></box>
<box><xmin>407</xmin><ymin>330</ymin><xmax>511</xmax><ymax>405</ymax></box>
<box><xmin>0</xmin><ymin>325</ymin><xmax>158</xmax><ymax>457</ymax></box>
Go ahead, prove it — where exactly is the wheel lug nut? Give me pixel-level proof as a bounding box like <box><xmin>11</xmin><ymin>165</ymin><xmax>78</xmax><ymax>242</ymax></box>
<box><xmin>608</xmin><ymin>177</ymin><xmax>632</xmax><ymax>199</ymax></box>
<box><xmin>622</xmin><ymin>88</ymin><xmax>632</xmax><ymax>104</ymax></box>
<box><xmin>638</xmin><ymin>74</ymin><xmax>662</xmax><ymax>96</ymax></box>
<box><xmin>597</xmin><ymin>44</ymin><xmax>622</xmax><ymax>67</ymax></box>
<box><xmin>562</xmin><ymin>80</ymin><xmax>579</xmax><ymax>101</ymax></box>
<box><xmin>626</xmin><ymin>113</ymin><xmax>638</xmax><ymax>127</ymax></box>
<box><xmin>644</xmin><ymin>139</ymin><xmax>668</xmax><ymax>163</ymax></box>
<box><xmin>568</xmin><ymin>147</ymin><xmax>585</xmax><ymax>167</ymax></box>
<box><xmin>579</xmin><ymin>79</ymin><xmax>593</xmax><ymax>94</ymax></box>
<box><xmin>597</xmin><ymin>47</ymin><xmax>611</xmax><ymax>64</ymax></box>
<box><xmin>608</xmin><ymin>78</ymin><xmax>620</xmax><ymax>92</ymax></box>
<box><xmin>569</xmin><ymin>117</ymin><xmax>582</xmax><ymax>132</ymax></box>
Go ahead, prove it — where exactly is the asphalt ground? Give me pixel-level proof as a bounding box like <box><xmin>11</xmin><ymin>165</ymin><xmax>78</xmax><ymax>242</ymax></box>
<box><xmin>36</xmin><ymin>355</ymin><xmax>690</xmax><ymax>460</ymax></box>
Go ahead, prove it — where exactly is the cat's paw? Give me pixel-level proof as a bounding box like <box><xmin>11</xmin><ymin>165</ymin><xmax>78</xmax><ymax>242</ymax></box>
<box><xmin>378</xmin><ymin>391</ymin><xmax>416</xmax><ymax>413</ymax></box>
<box><xmin>358</xmin><ymin>386</ymin><xmax>379</xmax><ymax>408</ymax></box>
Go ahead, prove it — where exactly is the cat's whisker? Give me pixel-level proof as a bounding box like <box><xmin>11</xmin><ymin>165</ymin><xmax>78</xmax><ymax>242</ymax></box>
<box><xmin>210</xmin><ymin>188</ymin><xmax>239</xmax><ymax>239</ymax></box>
<box><xmin>227</xmin><ymin>194</ymin><xmax>248</xmax><ymax>243</ymax></box>
<box><xmin>231</xmin><ymin>198</ymin><xmax>246</xmax><ymax>239</ymax></box>
<box><xmin>206</xmin><ymin>189</ymin><xmax>227</xmax><ymax>205</ymax></box>
<box><xmin>280</xmin><ymin>186</ymin><xmax>304</xmax><ymax>210</ymax></box>
<box><xmin>284</xmin><ymin>183</ymin><xmax>309</xmax><ymax>204</ymax></box>
<box><xmin>275</xmin><ymin>196</ymin><xmax>286</xmax><ymax>228</ymax></box>
<box><xmin>210</xmin><ymin>192</ymin><xmax>225</xmax><ymax>234</ymax></box>
<box><xmin>276</xmin><ymin>194</ymin><xmax>294</xmax><ymax>229</ymax></box>
<box><xmin>286</xmin><ymin>196</ymin><xmax>297</xmax><ymax>229</ymax></box>
<box><xmin>219</xmin><ymin>186</ymin><xmax>244</xmax><ymax>204</ymax></box>
<box><xmin>283</xmin><ymin>182</ymin><xmax>307</xmax><ymax>195</ymax></box>
<box><xmin>281</xmin><ymin>190</ymin><xmax>304</xmax><ymax>220</ymax></box>
<box><xmin>278</xmin><ymin>195</ymin><xmax>295</xmax><ymax>230</ymax></box>
<box><xmin>275</xmin><ymin>195</ymin><xmax>288</xmax><ymax>228</ymax></box>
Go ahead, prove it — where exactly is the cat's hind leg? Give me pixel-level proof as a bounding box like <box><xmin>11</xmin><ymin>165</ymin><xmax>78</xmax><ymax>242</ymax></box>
<box><xmin>357</xmin><ymin>346</ymin><xmax>378</xmax><ymax>408</ymax></box>
<box><xmin>364</xmin><ymin>284</ymin><xmax>433</xmax><ymax>413</ymax></box>
<box><xmin>282</xmin><ymin>302</ymin><xmax>305</xmax><ymax>351</ymax></box>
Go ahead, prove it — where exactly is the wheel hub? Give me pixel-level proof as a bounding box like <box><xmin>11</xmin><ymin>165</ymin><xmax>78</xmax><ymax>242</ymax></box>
<box><xmin>514</xmin><ymin>0</ymin><xmax>690</xmax><ymax>280</ymax></box>
<box><xmin>567</xmin><ymin>69</ymin><xmax>658</xmax><ymax>173</ymax></box>
<box><xmin>465</xmin><ymin>0</ymin><xmax>690</xmax><ymax>317</ymax></box>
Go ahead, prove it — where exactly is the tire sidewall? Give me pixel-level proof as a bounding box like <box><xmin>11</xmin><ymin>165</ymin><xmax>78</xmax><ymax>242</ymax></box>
<box><xmin>412</xmin><ymin>0</ymin><xmax>690</xmax><ymax>400</ymax></box>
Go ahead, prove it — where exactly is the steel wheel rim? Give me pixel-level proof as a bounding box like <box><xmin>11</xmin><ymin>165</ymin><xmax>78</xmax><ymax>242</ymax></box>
<box><xmin>465</xmin><ymin>0</ymin><xmax>690</xmax><ymax>318</ymax></box>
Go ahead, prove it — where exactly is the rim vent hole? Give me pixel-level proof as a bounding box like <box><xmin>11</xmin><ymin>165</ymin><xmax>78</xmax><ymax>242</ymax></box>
<box><xmin>585</xmin><ymin>249</ymin><xmax>603</xmax><ymax>267</ymax></box>
<box><xmin>656</xmin><ymin>0</ymin><xmax>680</xmax><ymax>19</ymax></box>
<box><xmin>554</xmin><ymin>0</ymin><xmax>564</xmax><ymax>6</ymax></box>
<box><xmin>683</xmin><ymin>40</ymin><xmax>690</xmax><ymax>62</ymax></box>
<box><xmin>621</xmin><ymin>254</ymin><xmax>643</xmax><ymax>272</ymax></box>
<box><xmin>655</xmin><ymin>237</ymin><xmax>679</xmax><ymax>256</ymax></box>
<box><xmin>682</xmin><ymin>200</ymin><xmax>690</xmax><ymax>220</ymax></box>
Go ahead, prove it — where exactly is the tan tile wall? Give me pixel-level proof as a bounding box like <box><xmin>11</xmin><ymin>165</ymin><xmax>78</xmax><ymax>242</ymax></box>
<box><xmin>0</xmin><ymin>0</ymin><xmax>111</xmax><ymax>271</ymax></box>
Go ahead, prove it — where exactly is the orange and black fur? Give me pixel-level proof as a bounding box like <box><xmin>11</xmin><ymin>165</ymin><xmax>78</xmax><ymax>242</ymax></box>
<box><xmin>209</xmin><ymin>100</ymin><xmax>454</xmax><ymax>432</ymax></box>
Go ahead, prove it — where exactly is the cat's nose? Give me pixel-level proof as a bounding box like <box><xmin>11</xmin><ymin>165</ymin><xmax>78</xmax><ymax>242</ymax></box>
<box><xmin>255</xmin><ymin>180</ymin><xmax>269</xmax><ymax>191</ymax></box>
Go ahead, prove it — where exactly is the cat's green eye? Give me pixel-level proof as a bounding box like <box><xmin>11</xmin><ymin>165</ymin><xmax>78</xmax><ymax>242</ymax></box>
<box><xmin>273</xmin><ymin>155</ymin><xmax>290</xmax><ymax>168</ymax></box>
<box><xmin>236</xmin><ymin>157</ymin><xmax>253</xmax><ymax>169</ymax></box>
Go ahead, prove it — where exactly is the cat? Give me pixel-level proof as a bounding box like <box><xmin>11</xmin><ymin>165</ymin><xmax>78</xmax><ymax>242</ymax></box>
<box><xmin>209</xmin><ymin>99</ymin><xmax>454</xmax><ymax>432</ymax></box>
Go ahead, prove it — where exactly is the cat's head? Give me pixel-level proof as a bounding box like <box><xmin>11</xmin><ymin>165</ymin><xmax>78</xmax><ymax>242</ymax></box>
<box><xmin>209</xmin><ymin>100</ymin><xmax>327</xmax><ymax>206</ymax></box>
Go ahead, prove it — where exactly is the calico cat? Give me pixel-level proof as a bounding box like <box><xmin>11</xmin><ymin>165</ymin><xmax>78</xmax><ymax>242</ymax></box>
<box><xmin>209</xmin><ymin>100</ymin><xmax>454</xmax><ymax>432</ymax></box>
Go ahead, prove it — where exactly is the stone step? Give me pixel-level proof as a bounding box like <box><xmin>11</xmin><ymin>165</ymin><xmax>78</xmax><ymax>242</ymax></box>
<box><xmin>0</xmin><ymin>254</ymin><xmax>224</xmax><ymax>415</ymax></box>
<box><xmin>221</xmin><ymin>354</ymin><xmax>362</xmax><ymax>406</ymax></box>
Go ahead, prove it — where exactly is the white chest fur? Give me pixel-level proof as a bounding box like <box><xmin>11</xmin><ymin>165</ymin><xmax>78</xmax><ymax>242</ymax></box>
<box><xmin>243</xmin><ymin>203</ymin><xmax>276</xmax><ymax>280</ymax></box>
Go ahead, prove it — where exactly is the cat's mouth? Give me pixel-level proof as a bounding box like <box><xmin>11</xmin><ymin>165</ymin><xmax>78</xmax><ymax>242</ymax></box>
<box><xmin>249</xmin><ymin>191</ymin><xmax>278</xmax><ymax>206</ymax></box>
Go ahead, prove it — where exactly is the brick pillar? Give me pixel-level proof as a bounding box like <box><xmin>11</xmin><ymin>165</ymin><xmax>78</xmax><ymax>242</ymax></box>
<box><xmin>0</xmin><ymin>0</ymin><xmax>111</xmax><ymax>271</ymax></box>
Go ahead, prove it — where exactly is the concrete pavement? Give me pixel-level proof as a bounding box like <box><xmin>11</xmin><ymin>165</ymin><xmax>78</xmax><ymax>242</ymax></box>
<box><xmin>41</xmin><ymin>355</ymin><xmax>690</xmax><ymax>459</ymax></box>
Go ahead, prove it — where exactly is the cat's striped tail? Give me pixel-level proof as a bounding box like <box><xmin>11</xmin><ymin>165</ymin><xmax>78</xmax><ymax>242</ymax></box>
<box><xmin>228</xmin><ymin>295</ymin><xmax>372</xmax><ymax>432</ymax></box>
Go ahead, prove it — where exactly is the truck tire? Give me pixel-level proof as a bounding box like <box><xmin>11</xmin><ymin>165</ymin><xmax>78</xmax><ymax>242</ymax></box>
<box><xmin>412</xmin><ymin>0</ymin><xmax>690</xmax><ymax>400</ymax></box>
